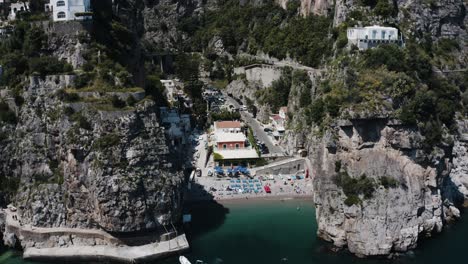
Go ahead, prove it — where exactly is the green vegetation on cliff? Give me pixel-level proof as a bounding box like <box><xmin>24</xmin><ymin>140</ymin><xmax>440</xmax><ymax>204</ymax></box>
<box><xmin>301</xmin><ymin>41</ymin><xmax>465</xmax><ymax>150</ymax></box>
<box><xmin>178</xmin><ymin>0</ymin><xmax>332</xmax><ymax>67</ymax></box>
<box><xmin>0</xmin><ymin>22</ymin><xmax>73</xmax><ymax>88</ymax></box>
<box><xmin>334</xmin><ymin>165</ymin><xmax>375</xmax><ymax>206</ymax></box>
<box><xmin>333</xmin><ymin>161</ymin><xmax>401</xmax><ymax>206</ymax></box>
<box><xmin>211</xmin><ymin>110</ymin><xmax>241</xmax><ymax>121</ymax></box>
<box><xmin>257</xmin><ymin>69</ymin><xmax>312</xmax><ymax>113</ymax></box>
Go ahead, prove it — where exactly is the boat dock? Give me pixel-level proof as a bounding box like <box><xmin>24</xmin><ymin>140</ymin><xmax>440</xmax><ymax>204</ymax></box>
<box><xmin>1</xmin><ymin>208</ymin><xmax>189</xmax><ymax>263</ymax></box>
<box><xmin>23</xmin><ymin>234</ymin><xmax>189</xmax><ymax>263</ymax></box>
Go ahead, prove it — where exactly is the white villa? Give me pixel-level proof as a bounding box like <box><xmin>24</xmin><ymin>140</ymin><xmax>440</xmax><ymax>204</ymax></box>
<box><xmin>8</xmin><ymin>1</ymin><xmax>29</xmax><ymax>21</ymax></box>
<box><xmin>347</xmin><ymin>25</ymin><xmax>404</xmax><ymax>50</ymax></box>
<box><xmin>46</xmin><ymin>0</ymin><xmax>91</xmax><ymax>22</ymax></box>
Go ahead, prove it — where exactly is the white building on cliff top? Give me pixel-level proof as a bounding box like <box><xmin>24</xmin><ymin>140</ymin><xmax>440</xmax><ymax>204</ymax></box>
<box><xmin>47</xmin><ymin>0</ymin><xmax>91</xmax><ymax>22</ymax></box>
<box><xmin>347</xmin><ymin>25</ymin><xmax>404</xmax><ymax>50</ymax></box>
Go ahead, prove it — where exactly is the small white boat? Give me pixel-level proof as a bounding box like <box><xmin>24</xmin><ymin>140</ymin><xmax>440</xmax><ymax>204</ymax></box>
<box><xmin>179</xmin><ymin>256</ymin><xmax>191</xmax><ymax>264</ymax></box>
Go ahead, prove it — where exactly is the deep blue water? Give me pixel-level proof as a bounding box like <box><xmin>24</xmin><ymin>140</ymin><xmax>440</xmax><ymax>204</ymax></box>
<box><xmin>1</xmin><ymin>200</ymin><xmax>468</xmax><ymax>264</ymax></box>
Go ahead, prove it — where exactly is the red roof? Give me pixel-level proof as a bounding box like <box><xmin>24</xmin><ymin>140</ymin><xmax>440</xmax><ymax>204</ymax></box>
<box><xmin>215</xmin><ymin>121</ymin><xmax>241</xmax><ymax>129</ymax></box>
<box><xmin>279</xmin><ymin>107</ymin><xmax>288</xmax><ymax>113</ymax></box>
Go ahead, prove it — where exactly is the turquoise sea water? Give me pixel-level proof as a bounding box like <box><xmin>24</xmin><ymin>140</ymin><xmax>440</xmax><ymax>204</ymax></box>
<box><xmin>1</xmin><ymin>200</ymin><xmax>468</xmax><ymax>264</ymax></box>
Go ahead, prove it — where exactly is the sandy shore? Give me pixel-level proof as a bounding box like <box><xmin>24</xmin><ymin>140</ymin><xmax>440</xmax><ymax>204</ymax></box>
<box><xmin>187</xmin><ymin>175</ymin><xmax>314</xmax><ymax>203</ymax></box>
<box><xmin>215</xmin><ymin>195</ymin><xmax>314</xmax><ymax>205</ymax></box>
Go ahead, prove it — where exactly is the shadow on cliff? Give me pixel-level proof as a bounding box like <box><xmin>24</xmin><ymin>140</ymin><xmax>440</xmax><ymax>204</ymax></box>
<box><xmin>183</xmin><ymin>181</ymin><xmax>230</xmax><ymax>241</ymax></box>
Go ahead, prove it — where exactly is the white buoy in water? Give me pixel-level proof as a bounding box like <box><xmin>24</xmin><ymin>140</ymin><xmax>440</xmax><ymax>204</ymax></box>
<box><xmin>179</xmin><ymin>256</ymin><xmax>192</xmax><ymax>264</ymax></box>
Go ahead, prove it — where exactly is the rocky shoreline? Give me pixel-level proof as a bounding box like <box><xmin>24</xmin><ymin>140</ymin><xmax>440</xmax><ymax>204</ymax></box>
<box><xmin>304</xmin><ymin>117</ymin><xmax>468</xmax><ymax>256</ymax></box>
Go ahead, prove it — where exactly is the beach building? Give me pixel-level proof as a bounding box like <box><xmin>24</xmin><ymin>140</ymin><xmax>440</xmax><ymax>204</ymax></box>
<box><xmin>215</xmin><ymin>131</ymin><xmax>246</xmax><ymax>150</ymax></box>
<box><xmin>8</xmin><ymin>1</ymin><xmax>29</xmax><ymax>21</ymax></box>
<box><xmin>213</xmin><ymin>121</ymin><xmax>259</xmax><ymax>166</ymax></box>
<box><xmin>47</xmin><ymin>0</ymin><xmax>91</xmax><ymax>22</ymax></box>
<box><xmin>347</xmin><ymin>25</ymin><xmax>404</xmax><ymax>50</ymax></box>
<box><xmin>214</xmin><ymin>120</ymin><xmax>242</xmax><ymax>133</ymax></box>
<box><xmin>160</xmin><ymin>107</ymin><xmax>191</xmax><ymax>147</ymax></box>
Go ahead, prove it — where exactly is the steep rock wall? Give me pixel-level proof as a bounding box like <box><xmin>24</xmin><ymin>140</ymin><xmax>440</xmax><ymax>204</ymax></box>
<box><xmin>0</xmin><ymin>76</ymin><xmax>184</xmax><ymax>233</ymax></box>
<box><xmin>276</xmin><ymin>0</ymin><xmax>331</xmax><ymax>17</ymax></box>
<box><xmin>448</xmin><ymin>119</ymin><xmax>468</xmax><ymax>205</ymax></box>
<box><xmin>308</xmin><ymin>118</ymin><xmax>465</xmax><ymax>256</ymax></box>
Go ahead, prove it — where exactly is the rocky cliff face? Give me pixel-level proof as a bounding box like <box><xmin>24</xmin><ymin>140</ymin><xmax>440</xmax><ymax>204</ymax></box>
<box><xmin>113</xmin><ymin>0</ymin><xmax>219</xmax><ymax>50</ymax></box>
<box><xmin>0</xmin><ymin>15</ymin><xmax>186</xmax><ymax>249</ymax></box>
<box><xmin>335</xmin><ymin>0</ymin><xmax>467</xmax><ymax>53</ymax></box>
<box><xmin>0</xmin><ymin>76</ymin><xmax>184</xmax><ymax>233</ymax></box>
<box><xmin>301</xmin><ymin>0</ymin><xmax>467</xmax><ymax>256</ymax></box>
<box><xmin>447</xmin><ymin>119</ymin><xmax>468</xmax><ymax>206</ymax></box>
<box><xmin>276</xmin><ymin>0</ymin><xmax>331</xmax><ymax>17</ymax></box>
<box><xmin>308</xmin><ymin>118</ymin><xmax>451</xmax><ymax>256</ymax></box>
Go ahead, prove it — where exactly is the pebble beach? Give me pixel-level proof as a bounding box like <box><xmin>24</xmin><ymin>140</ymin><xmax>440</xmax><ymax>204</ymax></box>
<box><xmin>186</xmin><ymin>174</ymin><xmax>314</xmax><ymax>202</ymax></box>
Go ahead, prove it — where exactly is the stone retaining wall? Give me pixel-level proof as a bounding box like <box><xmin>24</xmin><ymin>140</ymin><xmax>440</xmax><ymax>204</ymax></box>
<box><xmin>254</xmin><ymin>158</ymin><xmax>306</xmax><ymax>175</ymax></box>
<box><xmin>77</xmin><ymin>91</ymin><xmax>146</xmax><ymax>101</ymax></box>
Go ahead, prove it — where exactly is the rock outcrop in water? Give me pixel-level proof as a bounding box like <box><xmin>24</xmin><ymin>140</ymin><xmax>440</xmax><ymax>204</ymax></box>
<box><xmin>308</xmin><ymin>118</ymin><xmax>457</xmax><ymax>256</ymax></box>
<box><xmin>273</xmin><ymin>0</ymin><xmax>467</xmax><ymax>257</ymax></box>
<box><xmin>448</xmin><ymin>119</ymin><xmax>468</xmax><ymax>205</ymax></box>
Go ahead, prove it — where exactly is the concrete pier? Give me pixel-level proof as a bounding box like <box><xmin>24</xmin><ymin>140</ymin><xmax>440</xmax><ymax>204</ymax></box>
<box><xmin>1</xmin><ymin>208</ymin><xmax>189</xmax><ymax>263</ymax></box>
<box><xmin>23</xmin><ymin>234</ymin><xmax>189</xmax><ymax>263</ymax></box>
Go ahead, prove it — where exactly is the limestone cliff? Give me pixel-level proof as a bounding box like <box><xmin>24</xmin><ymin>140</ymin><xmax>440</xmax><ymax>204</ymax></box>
<box><xmin>334</xmin><ymin>0</ymin><xmax>467</xmax><ymax>55</ymax></box>
<box><xmin>306</xmin><ymin>118</ymin><xmax>461</xmax><ymax>256</ymax></box>
<box><xmin>0</xmin><ymin>74</ymin><xmax>184</xmax><ymax>234</ymax></box>
<box><xmin>448</xmin><ymin>119</ymin><xmax>468</xmax><ymax>206</ymax></box>
<box><xmin>295</xmin><ymin>0</ymin><xmax>467</xmax><ymax>256</ymax></box>
<box><xmin>0</xmin><ymin>7</ymin><xmax>186</xmax><ymax>254</ymax></box>
<box><xmin>276</xmin><ymin>0</ymin><xmax>331</xmax><ymax>16</ymax></box>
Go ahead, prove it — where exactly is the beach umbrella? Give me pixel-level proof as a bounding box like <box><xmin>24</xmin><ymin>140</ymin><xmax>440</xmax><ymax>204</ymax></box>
<box><xmin>215</xmin><ymin>166</ymin><xmax>224</xmax><ymax>175</ymax></box>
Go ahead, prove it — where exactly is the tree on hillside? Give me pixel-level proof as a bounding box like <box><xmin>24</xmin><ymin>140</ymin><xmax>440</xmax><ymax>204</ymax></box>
<box><xmin>29</xmin><ymin>0</ymin><xmax>48</xmax><ymax>13</ymax></box>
